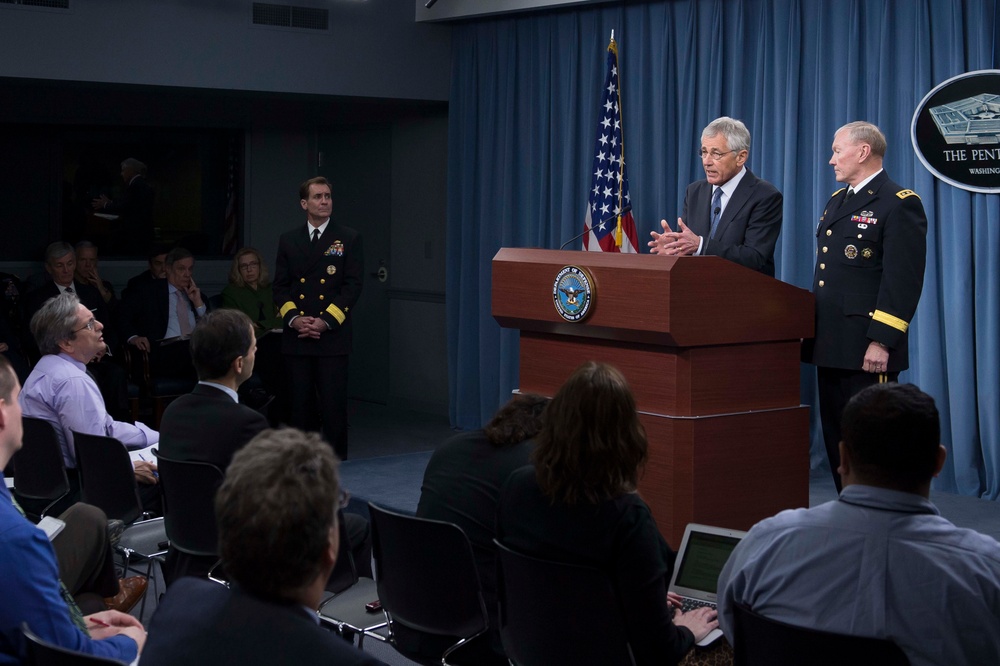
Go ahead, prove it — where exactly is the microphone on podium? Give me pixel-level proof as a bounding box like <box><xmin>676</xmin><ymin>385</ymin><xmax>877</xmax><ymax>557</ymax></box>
<box><xmin>559</xmin><ymin>205</ymin><xmax>633</xmax><ymax>250</ymax></box>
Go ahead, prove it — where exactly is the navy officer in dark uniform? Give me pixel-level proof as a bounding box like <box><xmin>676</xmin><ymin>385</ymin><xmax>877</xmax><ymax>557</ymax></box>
<box><xmin>802</xmin><ymin>121</ymin><xmax>927</xmax><ymax>492</ymax></box>
<box><xmin>273</xmin><ymin>177</ymin><xmax>363</xmax><ymax>460</ymax></box>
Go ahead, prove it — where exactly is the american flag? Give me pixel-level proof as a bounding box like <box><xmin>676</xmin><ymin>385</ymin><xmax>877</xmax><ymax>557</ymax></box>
<box><xmin>583</xmin><ymin>33</ymin><xmax>638</xmax><ymax>253</ymax></box>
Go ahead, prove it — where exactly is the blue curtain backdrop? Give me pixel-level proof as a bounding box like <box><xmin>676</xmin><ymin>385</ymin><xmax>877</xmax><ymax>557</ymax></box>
<box><xmin>445</xmin><ymin>0</ymin><xmax>1000</xmax><ymax>498</ymax></box>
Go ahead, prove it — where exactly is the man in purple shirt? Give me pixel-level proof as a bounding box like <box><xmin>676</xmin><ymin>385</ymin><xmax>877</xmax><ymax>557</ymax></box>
<box><xmin>19</xmin><ymin>294</ymin><xmax>158</xmax><ymax>503</ymax></box>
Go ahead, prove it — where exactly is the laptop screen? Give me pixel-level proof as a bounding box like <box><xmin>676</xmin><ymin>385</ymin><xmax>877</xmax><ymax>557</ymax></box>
<box><xmin>673</xmin><ymin>530</ymin><xmax>743</xmax><ymax>596</ymax></box>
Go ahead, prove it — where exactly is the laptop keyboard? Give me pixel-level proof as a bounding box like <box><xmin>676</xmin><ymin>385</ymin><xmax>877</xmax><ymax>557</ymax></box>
<box><xmin>679</xmin><ymin>598</ymin><xmax>716</xmax><ymax>613</ymax></box>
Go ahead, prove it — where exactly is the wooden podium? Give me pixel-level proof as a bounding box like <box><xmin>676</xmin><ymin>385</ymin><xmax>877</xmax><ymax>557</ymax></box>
<box><xmin>491</xmin><ymin>248</ymin><xmax>815</xmax><ymax>545</ymax></box>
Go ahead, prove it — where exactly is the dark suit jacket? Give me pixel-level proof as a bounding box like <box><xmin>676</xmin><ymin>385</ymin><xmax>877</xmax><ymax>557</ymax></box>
<box><xmin>273</xmin><ymin>222</ymin><xmax>363</xmax><ymax>356</ymax></box>
<box><xmin>802</xmin><ymin>171</ymin><xmax>927</xmax><ymax>372</ymax></box>
<box><xmin>123</xmin><ymin>270</ymin><xmax>159</xmax><ymax>301</ymax></box>
<box><xmin>159</xmin><ymin>383</ymin><xmax>268</xmax><ymax>469</ymax></box>
<box><xmin>121</xmin><ymin>278</ymin><xmax>205</xmax><ymax>342</ymax></box>
<box><xmin>158</xmin><ymin>383</ymin><xmax>269</xmax><ymax>582</ymax></box>
<box><xmin>142</xmin><ymin>579</ymin><xmax>387</xmax><ymax>666</ymax></box>
<box><xmin>682</xmin><ymin>169</ymin><xmax>783</xmax><ymax>276</ymax></box>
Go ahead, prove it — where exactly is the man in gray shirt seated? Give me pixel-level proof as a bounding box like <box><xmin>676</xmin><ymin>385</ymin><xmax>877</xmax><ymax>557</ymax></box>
<box><xmin>717</xmin><ymin>382</ymin><xmax>1000</xmax><ymax>666</ymax></box>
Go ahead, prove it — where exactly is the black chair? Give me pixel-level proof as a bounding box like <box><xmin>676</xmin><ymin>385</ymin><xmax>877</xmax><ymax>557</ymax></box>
<box><xmin>368</xmin><ymin>502</ymin><xmax>489</xmax><ymax>666</ymax></box>
<box><xmin>73</xmin><ymin>432</ymin><xmax>145</xmax><ymax>524</ymax></box>
<box><xmin>21</xmin><ymin>622</ymin><xmax>127</xmax><ymax>665</ymax></box>
<box><xmin>732</xmin><ymin>603</ymin><xmax>910</xmax><ymax>666</ymax></box>
<box><xmin>10</xmin><ymin>417</ymin><xmax>71</xmax><ymax>521</ymax></box>
<box><xmin>152</xmin><ymin>450</ymin><xmax>225</xmax><ymax>584</ymax></box>
<box><xmin>152</xmin><ymin>451</ymin><xmax>223</xmax><ymax>559</ymax></box>
<box><xmin>318</xmin><ymin>509</ymin><xmax>386</xmax><ymax>647</ymax></box>
<box><xmin>494</xmin><ymin>539</ymin><xmax>635</xmax><ymax>666</ymax></box>
<box><xmin>72</xmin><ymin>431</ymin><xmax>167</xmax><ymax>621</ymax></box>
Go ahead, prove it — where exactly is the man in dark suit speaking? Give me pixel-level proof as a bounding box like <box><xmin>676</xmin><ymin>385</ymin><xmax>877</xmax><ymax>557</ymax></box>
<box><xmin>273</xmin><ymin>177</ymin><xmax>363</xmax><ymax>460</ymax></box>
<box><xmin>648</xmin><ymin>116</ymin><xmax>783</xmax><ymax>276</ymax></box>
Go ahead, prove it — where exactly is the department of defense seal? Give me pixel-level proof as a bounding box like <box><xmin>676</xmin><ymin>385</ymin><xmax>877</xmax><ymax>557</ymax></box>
<box><xmin>553</xmin><ymin>265</ymin><xmax>594</xmax><ymax>322</ymax></box>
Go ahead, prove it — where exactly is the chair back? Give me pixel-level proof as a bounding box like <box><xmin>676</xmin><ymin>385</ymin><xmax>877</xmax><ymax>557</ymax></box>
<box><xmin>10</xmin><ymin>417</ymin><xmax>70</xmax><ymax>514</ymax></box>
<box><xmin>325</xmin><ymin>509</ymin><xmax>360</xmax><ymax>594</ymax></box>
<box><xmin>369</xmin><ymin>502</ymin><xmax>488</xmax><ymax>641</ymax></box>
<box><xmin>153</xmin><ymin>451</ymin><xmax>224</xmax><ymax>557</ymax></box>
<box><xmin>21</xmin><ymin>622</ymin><xmax>126</xmax><ymax>665</ymax></box>
<box><xmin>732</xmin><ymin>603</ymin><xmax>909</xmax><ymax>666</ymax></box>
<box><xmin>494</xmin><ymin>539</ymin><xmax>635</xmax><ymax>666</ymax></box>
<box><xmin>72</xmin><ymin>431</ymin><xmax>143</xmax><ymax>524</ymax></box>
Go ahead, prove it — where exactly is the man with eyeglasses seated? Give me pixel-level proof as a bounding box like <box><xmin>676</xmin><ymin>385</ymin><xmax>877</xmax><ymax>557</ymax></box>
<box><xmin>23</xmin><ymin>242</ymin><xmax>129</xmax><ymax>422</ymax></box>
<box><xmin>648</xmin><ymin>116</ymin><xmax>783</xmax><ymax>276</ymax></box>
<box><xmin>19</xmin><ymin>294</ymin><xmax>160</xmax><ymax>511</ymax></box>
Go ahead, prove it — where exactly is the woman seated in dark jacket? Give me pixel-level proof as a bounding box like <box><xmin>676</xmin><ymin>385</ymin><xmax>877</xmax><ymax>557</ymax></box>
<box><xmin>497</xmin><ymin>361</ymin><xmax>718</xmax><ymax>665</ymax></box>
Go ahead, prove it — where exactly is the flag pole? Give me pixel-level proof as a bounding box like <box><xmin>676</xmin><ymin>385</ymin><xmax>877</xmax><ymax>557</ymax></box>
<box><xmin>609</xmin><ymin>31</ymin><xmax>625</xmax><ymax>248</ymax></box>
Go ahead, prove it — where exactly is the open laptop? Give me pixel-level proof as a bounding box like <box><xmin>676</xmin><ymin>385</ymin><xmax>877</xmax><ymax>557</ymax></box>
<box><xmin>668</xmin><ymin>523</ymin><xmax>747</xmax><ymax>646</ymax></box>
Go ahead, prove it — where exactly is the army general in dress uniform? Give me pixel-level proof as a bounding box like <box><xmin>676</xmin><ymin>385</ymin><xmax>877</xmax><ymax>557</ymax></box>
<box><xmin>273</xmin><ymin>177</ymin><xmax>363</xmax><ymax>460</ymax></box>
<box><xmin>802</xmin><ymin>122</ymin><xmax>927</xmax><ymax>492</ymax></box>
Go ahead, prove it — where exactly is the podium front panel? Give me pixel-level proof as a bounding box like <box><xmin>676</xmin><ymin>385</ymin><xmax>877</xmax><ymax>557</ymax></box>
<box><xmin>519</xmin><ymin>333</ymin><xmax>801</xmax><ymax>416</ymax></box>
<box><xmin>638</xmin><ymin>407</ymin><xmax>810</xmax><ymax>546</ymax></box>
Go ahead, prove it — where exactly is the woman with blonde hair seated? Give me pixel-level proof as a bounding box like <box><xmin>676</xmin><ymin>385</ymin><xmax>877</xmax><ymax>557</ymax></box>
<box><xmin>221</xmin><ymin>248</ymin><xmax>283</xmax><ymax>419</ymax></box>
<box><xmin>222</xmin><ymin>248</ymin><xmax>282</xmax><ymax>332</ymax></box>
<box><xmin>498</xmin><ymin>361</ymin><xmax>718</xmax><ymax>665</ymax></box>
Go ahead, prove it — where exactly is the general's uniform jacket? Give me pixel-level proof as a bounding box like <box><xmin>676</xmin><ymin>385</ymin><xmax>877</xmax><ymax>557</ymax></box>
<box><xmin>802</xmin><ymin>170</ymin><xmax>927</xmax><ymax>372</ymax></box>
<box><xmin>273</xmin><ymin>221</ymin><xmax>363</xmax><ymax>356</ymax></box>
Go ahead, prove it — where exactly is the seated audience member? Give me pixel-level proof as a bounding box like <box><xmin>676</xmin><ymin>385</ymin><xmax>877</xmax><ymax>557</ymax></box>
<box><xmin>19</xmin><ymin>294</ymin><xmax>158</xmax><ymax>510</ymax></box>
<box><xmin>23</xmin><ymin>242</ymin><xmax>127</xmax><ymax>419</ymax></box>
<box><xmin>221</xmin><ymin>247</ymin><xmax>284</xmax><ymax>419</ymax></box>
<box><xmin>122</xmin><ymin>246</ymin><xmax>206</xmax><ymax>381</ymax></box>
<box><xmin>222</xmin><ymin>248</ymin><xmax>283</xmax><ymax>331</ymax></box>
<box><xmin>142</xmin><ymin>429</ymin><xmax>387</xmax><ymax>666</ymax></box>
<box><xmin>157</xmin><ymin>308</ymin><xmax>271</xmax><ymax>584</ymax></box>
<box><xmin>416</xmin><ymin>393</ymin><xmax>547</xmax><ymax>663</ymax></box>
<box><xmin>157</xmin><ymin>308</ymin><xmax>371</xmax><ymax>586</ymax></box>
<box><xmin>497</xmin><ymin>362</ymin><xmax>717</xmax><ymax>665</ymax></box>
<box><xmin>717</xmin><ymin>382</ymin><xmax>1000</xmax><ymax>666</ymax></box>
<box><xmin>73</xmin><ymin>241</ymin><xmax>117</xmax><ymax>309</ymax></box>
<box><xmin>122</xmin><ymin>244</ymin><xmax>168</xmax><ymax>300</ymax></box>
<box><xmin>23</xmin><ymin>243</ymin><xmax>115</xmax><ymax>344</ymax></box>
<box><xmin>0</xmin><ymin>355</ymin><xmax>147</xmax><ymax>664</ymax></box>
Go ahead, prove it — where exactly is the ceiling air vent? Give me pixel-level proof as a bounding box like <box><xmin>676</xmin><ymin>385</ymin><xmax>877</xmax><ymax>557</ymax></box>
<box><xmin>252</xmin><ymin>2</ymin><xmax>328</xmax><ymax>30</ymax></box>
<box><xmin>0</xmin><ymin>0</ymin><xmax>70</xmax><ymax>8</ymax></box>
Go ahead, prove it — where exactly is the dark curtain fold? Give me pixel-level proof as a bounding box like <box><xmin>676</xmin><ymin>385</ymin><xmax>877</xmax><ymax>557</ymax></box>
<box><xmin>446</xmin><ymin>0</ymin><xmax>1000</xmax><ymax>498</ymax></box>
